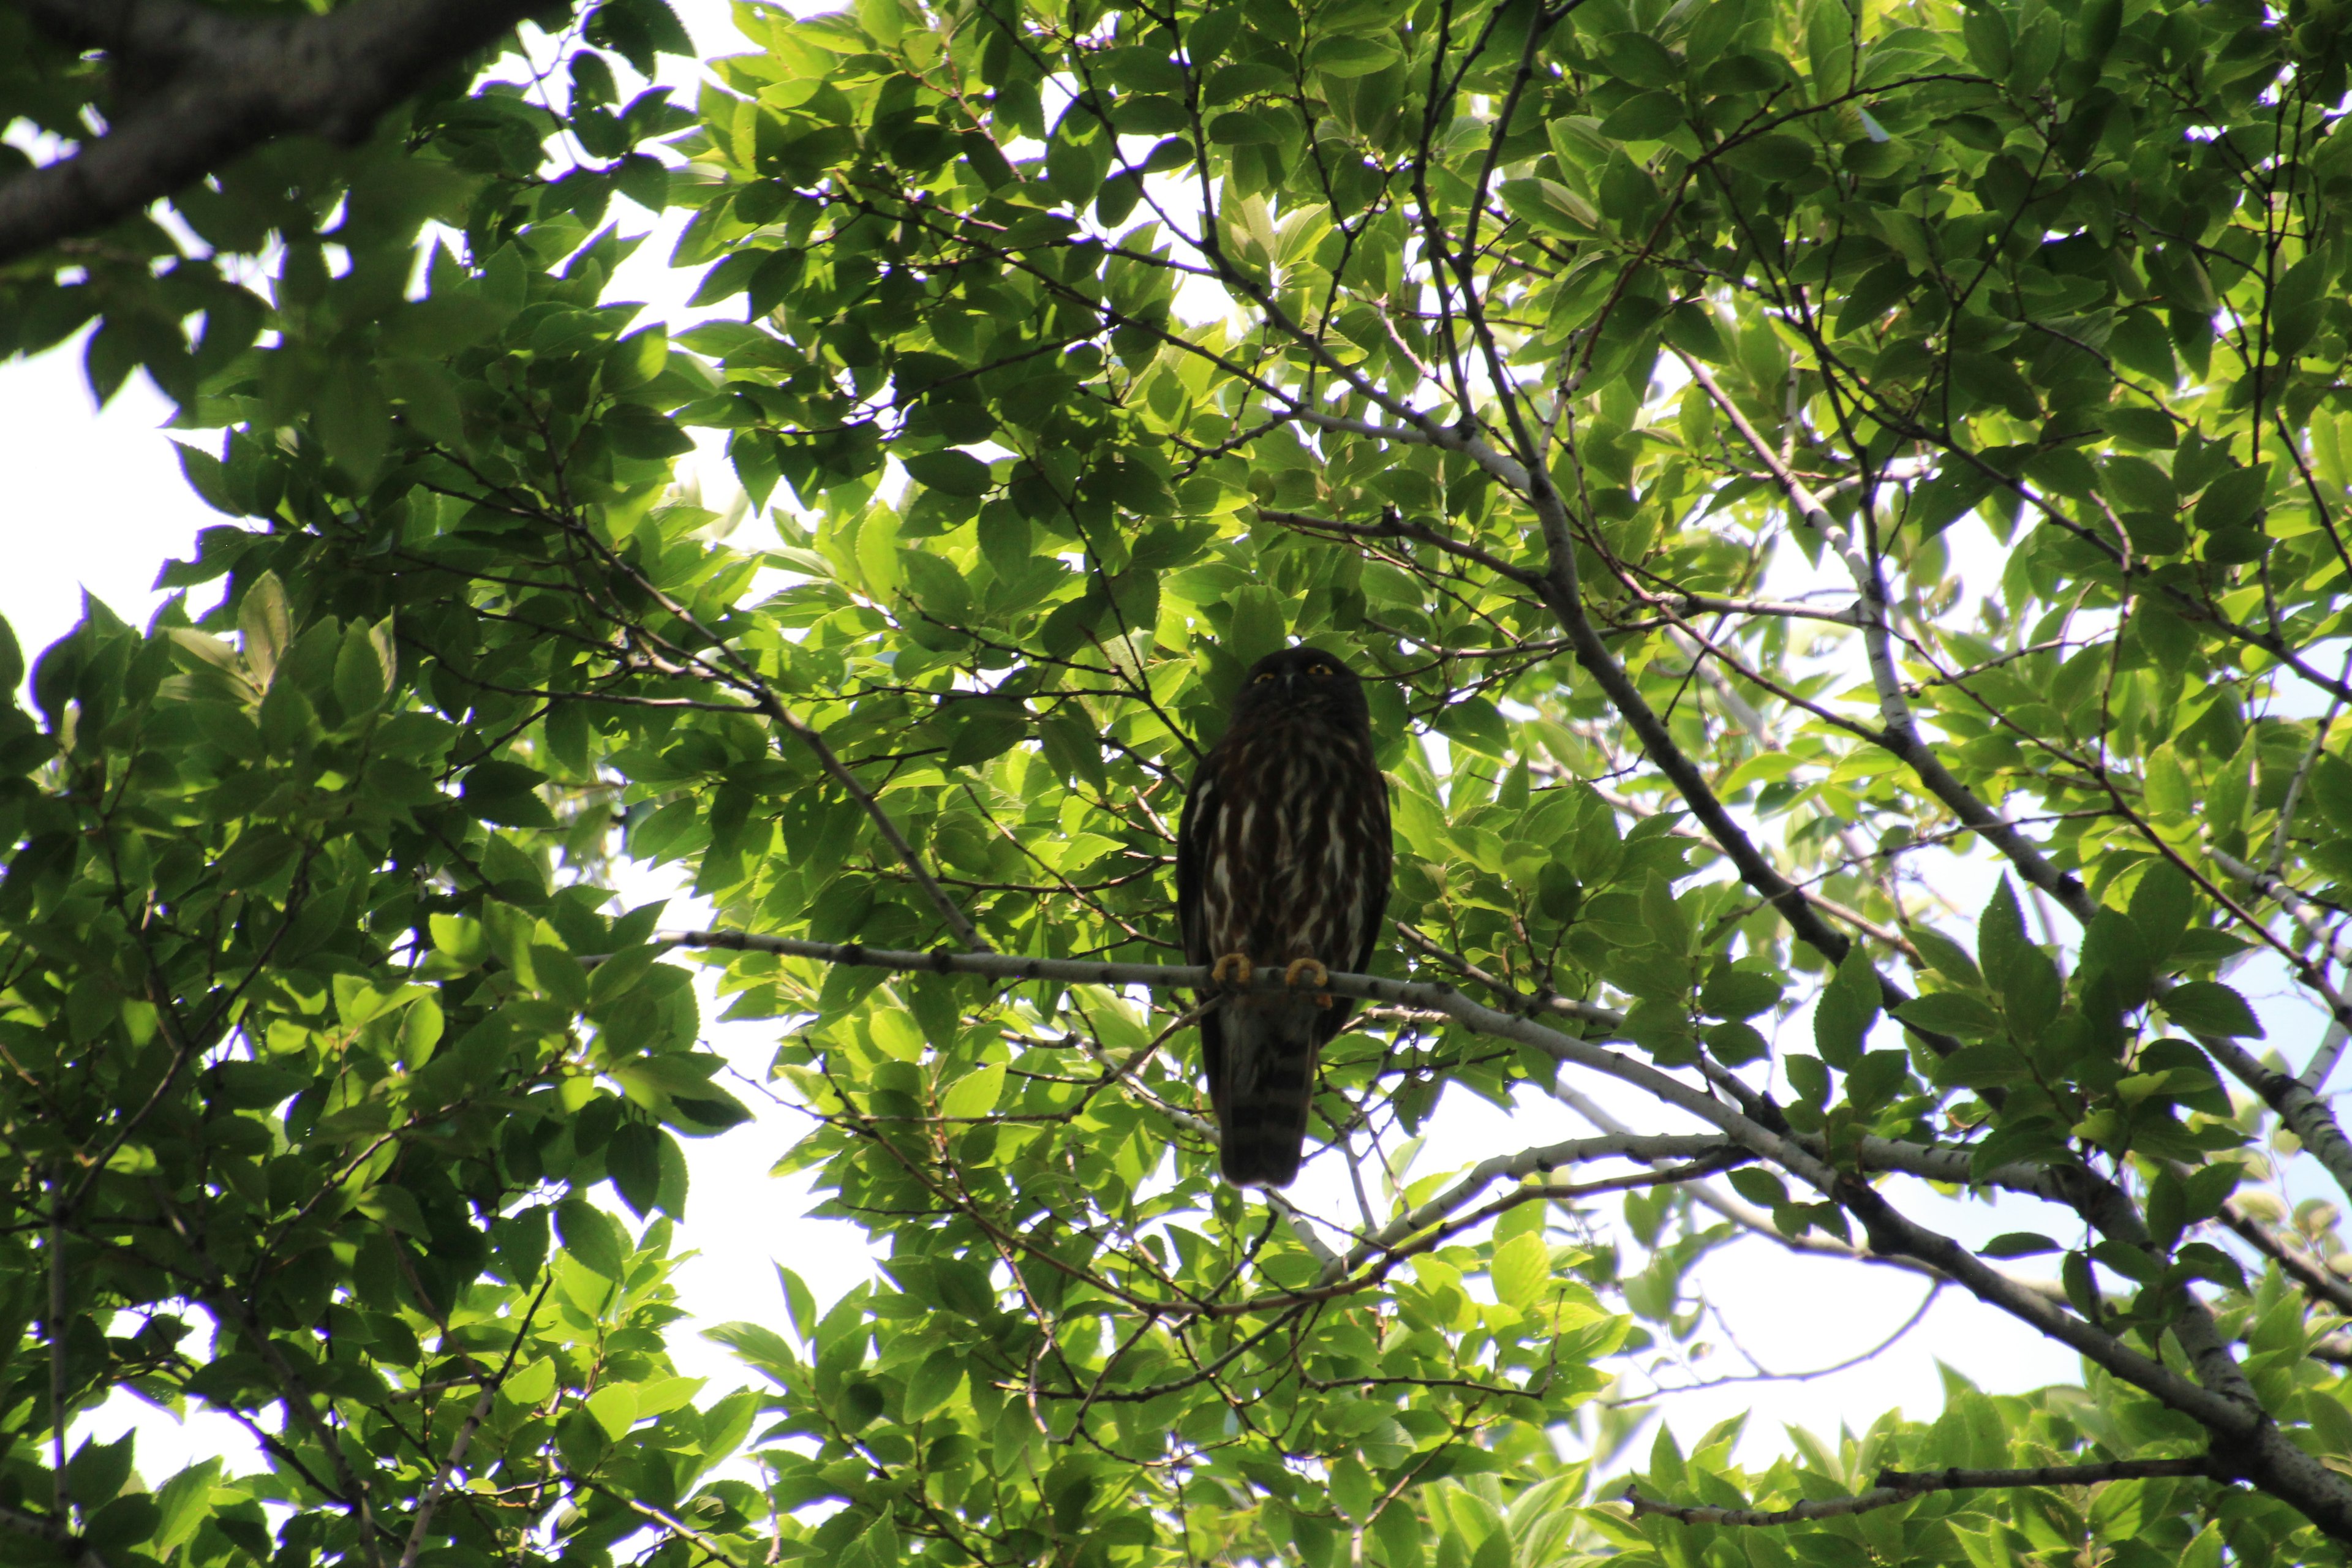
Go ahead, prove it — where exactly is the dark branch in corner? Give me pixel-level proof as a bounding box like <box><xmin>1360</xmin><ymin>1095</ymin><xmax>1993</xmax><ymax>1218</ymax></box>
<box><xmin>1624</xmin><ymin>1457</ymin><xmax>2218</xmax><ymax>1527</ymax></box>
<box><xmin>0</xmin><ymin>0</ymin><xmax>561</xmax><ymax>265</ymax></box>
<box><xmin>0</xmin><ymin>1496</ymin><xmax>111</xmax><ymax>1568</ymax></box>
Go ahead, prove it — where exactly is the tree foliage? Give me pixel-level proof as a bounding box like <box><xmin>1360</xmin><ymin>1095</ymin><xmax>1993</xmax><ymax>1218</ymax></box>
<box><xmin>13</xmin><ymin>0</ymin><xmax>2352</xmax><ymax>1562</ymax></box>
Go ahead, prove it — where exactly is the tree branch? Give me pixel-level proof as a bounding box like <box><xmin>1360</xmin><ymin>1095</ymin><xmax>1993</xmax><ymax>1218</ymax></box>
<box><xmin>2199</xmin><ymin>1033</ymin><xmax>2352</xmax><ymax>1213</ymax></box>
<box><xmin>1259</xmin><ymin>505</ymin><xmax>1542</xmax><ymax>587</ymax></box>
<box><xmin>2209</xmin><ymin>842</ymin><xmax>2352</xmax><ymax>976</ymax></box>
<box><xmin>1624</xmin><ymin>1457</ymin><xmax>2217</xmax><ymax>1527</ymax></box>
<box><xmin>0</xmin><ymin>0</ymin><xmax>556</xmax><ymax>266</ymax></box>
<box><xmin>1675</xmin><ymin>352</ymin><xmax>2352</xmax><ymax>1231</ymax></box>
<box><xmin>1510</xmin><ymin>420</ymin><xmax>1958</xmax><ymax>1050</ymax></box>
<box><xmin>1675</xmin><ymin>349</ymin><xmax>2095</xmax><ymax>913</ymax></box>
<box><xmin>1319</xmin><ymin>1133</ymin><xmax>1738</xmax><ymax>1285</ymax></box>
<box><xmin>608</xmin><ymin>925</ymin><xmax>2352</xmax><ymax>1531</ymax></box>
<box><xmin>396</xmin><ymin>1275</ymin><xmax>552</xmax><ymax>1568</ymax></box>
<box><xmin>2220</xmin><ymin>1200</ymin><xmax>2352</xmax><ymax>1316</ymax></box>
<box><xmin>0</xmin><ymin>1498</ymin><xmax>109</xmax><ymax>1568</ymax></box>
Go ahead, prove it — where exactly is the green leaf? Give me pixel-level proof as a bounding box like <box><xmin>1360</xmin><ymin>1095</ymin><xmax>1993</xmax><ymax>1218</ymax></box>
<box><xmin>1895</xmin><ymin>990</ymin><xmax>2002</xmax><ymax>1038</ymax></box>
<box><xmin>904</xmin><ymin>448</ymin><xmax>995</xmax><ymax>497</ymax></box>
<box><xmin>462</xmin><ymin>760</ymin><xmax>556</xmax><ymax>828</ymax></box>
<box><xmin>604</xmin><ymin>403</ymin><xmax>695</xmax><ymax>459</ymax></box>
<box><xmin>856</xmin><ymin>503</ymin><xmax>904</xmax><ymax>601</ymax></box>
<box><xmin>2100</xmin><ymin>454</ymin><xmax>2175</xmax><ymax>514</ymax></box>
<box><xmin>1979</xmin><ymin>1232</ymin><xmax>2060</xmax><ymax>1258</ymax></box>
<box><xmin>556</xmin><ymin>1197</ymin><xmax>628</xmax><ymax>1280</ymax></box>
<box><xmin>1490</xmin><ymin>1231</ymin><xmax>1550</xmax><ymax>1308</ymax></box>
<box><xmin>1727</xmin><ymin>1167</ymin><xmax>1789</xmax><ymax>1208</ymax></box>
<box><xmin>2193</xmin><ymin>461</ymin><xmax>2269</xmax><ymax>534</ymax></box>
<box><xmin>1907</xmin><ymin>925</ymin><xmax>1981</xmax><ymax>987</ymax></box>
<box><xmin>84</xmin><ymin>1494</ymin><xmax>161</xmax><ymax>1553</ymax></box>
<box><xmin>902</xmin><ymin>1346</ymin><xmax>967</xmax><ymax>1419</ymax></box>
<box><xmin>1207</xmin><ymin>110</ymin><xmax>1283</xmax><ymax>144</ymax></box>
<box><xmin>1221</xmin><ymin>584</ymin><xmax>1289</xmax><ymax>672</ymax></box>
<box><xmin>1434</xmin><ymin>696</ymin><xmax>1509</xmax><ymax>758</ymax></box>
<box><xmin>1498</xmin><ymin>177</ymin><xmax>1603</xmax><ymax>238</ymax></box>
<box><xmin>238</xmin><ymin>570</ymin><xmax>292</xmax><ymax>688</ymax></box>
<box><xmin>1700</xmin><ymin>967</ymin><xmax>1782</xmax><ymax>1019</ymax></box>
<box><xmin>901</xmin><ymin>548</ymin><xmax>974</xmax><ymax>627</ymax></box>
<box><xmin>1951</xmin><ymin>352</ymin><xmax>2040</xmax><ymax>420</ymax></box>
<box><xmin>2308</xmin><ymin>753</ymin><xmax>2352</xmax><ymax>837</ymax></box>
<box><xmin>1846</xmin><ymin>1050</ymin><xmax>1908</xmax><ymax>1111</ymax></box>
<box><xmin>690</xmin><ymin>247</ymin><xmax>773</xmax><ymax>306</ymax></box>
<box><xmin>586</xmin><ymin>1382</ymin><xmax>639</xmax><ymax>1440</ymax></box>
<box><xmin>333</xmin><ymin>617</ymin><xmax>395</xmax><ymax>717</ymax></box>
<box><xmin>939</xmin><ymin>1062</ymin><xmax>1005</xmax><ymax>1118</ymax></box>
<box><xmin>1306</xmin><ymin>34</ymin><xmax>1400</xmax><ymax>77</ymax></box>
<box><xmin>504</xmin><ymin>1357</ymin><xmax>559</xmax><ymax>1406</ymax></box>
<box><xmin>1705</xmin><ymin>1019</ymin><xmax>1769</xmax><ymax>1064</ymax></box>
<box><xmin>1979</xmin><ymin>884</ymin><xmax>2028</xmax><ymax>974</ymax></box>
<box><xmin>149</xmin><ymin>1460</ymin><xmax>221</xmax><ymax>1555</ymax></box>
<box><xmin>313</xmin><ymin>368</ymin><xmax>393</xmax><ymax>483</ymax></box>
<box><xmin>1814</xmin><ymin>943</ymin><xmax>1882</xmax><ymax>1068</ymax></box>
<box><xmin>1597</xmin><ymin>91</ymin><xmax>1684</xmax><ymax>140</ymax></box>
<box><xmin>606</xmin><ymin>326</ymin><xmax>669</xmax><ymax>390</ymax></box>
<box><xmin>2161</xmin><ymin>981</ymin><xmax>2262</xmax><ymax>1038</ymax></box>
<box><xmin>609</xmin><ymin>1121</ymin><xmax>663</xmax><ymax>1216</ymax></box>
<box><xmin>1601</xmin><ymin>30</ymin><xmax>1681</xmax><ymax>87</ymax></box>
<box><xmin>2078</xmin><ymin>910</ymin><xmax>2153</xmax><ymax>1011</ymax></box>
<box><xmin>175</xmin><ymin>440</ymin><xmax>246</xmax><ymax>516</ymax></box>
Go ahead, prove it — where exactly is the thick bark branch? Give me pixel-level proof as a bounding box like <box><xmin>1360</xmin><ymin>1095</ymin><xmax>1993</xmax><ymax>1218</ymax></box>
<box><xmin>1852</xmin><ymin>1137</ymin><xmax>2256</xmax><ymax>1406</ymax></box>
<box><xmin>0</xmin><ymin>1499</ymin><xmax>110</xmax><ymax>1568</ymax></box>
<box><xmin>0</xmin><ymin>0</ymin><xmax>556</xmax><ymax>266</ymax></box>
<box><xmin>1676</xmin><ymin>350</ymin><xmax>2095</xmax><ymax>910</ymax></box>
<box><xmin>1547</xmin><ymin>1079</ymin><xmax>1975</xmax><ymax>1290</ymax></box>
<box><xmin>641</xmin><ymin>927</ymin><xmax>2352</xmax><ymax>1539</ymax></box>
<box><xmin>1673</xmin><ymin>356</ymin><xmax>2352</xmax><ymax>1228</ymax></box>
<box><xmin>1833</xmin><ymin>1175</ymin><xmax>2352</xmax><ymax>1537</ymax></box>
<box><xmin>1507</xmin><ymin>440</ymin><xmax>1958</xmax><ymax>1052</ymax></box>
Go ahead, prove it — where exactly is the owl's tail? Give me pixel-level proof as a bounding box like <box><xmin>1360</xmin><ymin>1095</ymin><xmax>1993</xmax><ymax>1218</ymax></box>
<box><xmin>1210</xmin><ymin>998</ymin><xmax>1324</xmax><ymax>1187</ymax></box>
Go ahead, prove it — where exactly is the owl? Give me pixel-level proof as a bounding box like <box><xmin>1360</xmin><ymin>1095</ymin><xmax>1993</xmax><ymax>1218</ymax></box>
<box><xmin>1176</xmin><ymin>646</ymin><xmax>1393</xmax><ymax>1186</ymax></box>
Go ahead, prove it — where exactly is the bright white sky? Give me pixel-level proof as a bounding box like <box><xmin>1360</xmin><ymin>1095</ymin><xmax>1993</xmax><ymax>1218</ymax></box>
<box><xmin>11</xmin><ymin>0</ymin><xmax>2298</xmax><ymax>1502</ymax></box>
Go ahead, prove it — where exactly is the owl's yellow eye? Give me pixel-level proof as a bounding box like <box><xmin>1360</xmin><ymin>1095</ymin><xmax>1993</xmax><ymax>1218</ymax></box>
<box><xmin>1254</xmin><ymin>671</ymin><xmax>1277</xmax><ymax>683</ymax></box>
<box><xmin>1310</xmin><ymin>664</ymin><xmax>1333</xmax><ymax>676</ymax></box>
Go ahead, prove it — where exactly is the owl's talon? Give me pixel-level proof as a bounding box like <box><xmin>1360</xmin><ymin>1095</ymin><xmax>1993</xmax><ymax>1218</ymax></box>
<box><xmin>1283</xmin><ymin>958</ymin><xmax>1329</xmax><ymax>990</ymax></box>
<box><xmin>1211</xmin><ymin>953</ymin><xmax>1254</xmax><ymax>990</ymax></box>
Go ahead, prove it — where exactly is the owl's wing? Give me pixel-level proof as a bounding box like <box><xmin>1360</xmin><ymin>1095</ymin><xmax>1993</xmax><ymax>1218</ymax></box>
<box><xmin>1175</xmin><ymin>752</ymin><xmax>1229</xmax><ymax>1146</ymax></box>
<box><xmin>1174</xmin><ymin>752</ymin><xmax>1217</xmax><ymax>967</ymax></box>
<box><xmin>1353</xmin><ymin>766</ymin><xmax>1394</xmax><ymax>975</ymax></box>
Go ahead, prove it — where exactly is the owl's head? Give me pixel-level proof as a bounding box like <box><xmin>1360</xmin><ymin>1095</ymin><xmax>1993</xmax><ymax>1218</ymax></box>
<box><xmin>1230</xmin><ymin>645</ymin><xmax>1371</xmax><ymax>731</ymax></box>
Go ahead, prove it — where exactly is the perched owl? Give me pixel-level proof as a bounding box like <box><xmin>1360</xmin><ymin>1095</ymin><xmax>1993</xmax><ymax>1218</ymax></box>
<box><xmin>1176</xmin><ymin>646</ymin><xmax>1393</xmax><ymax>1186</ymax></box>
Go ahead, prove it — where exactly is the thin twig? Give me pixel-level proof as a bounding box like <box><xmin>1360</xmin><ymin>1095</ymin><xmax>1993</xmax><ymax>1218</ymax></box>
<box><xmin>1624</xmin><ymin>1457</ymin><xmax>2215</xmax><ymax>1527</ymax></box>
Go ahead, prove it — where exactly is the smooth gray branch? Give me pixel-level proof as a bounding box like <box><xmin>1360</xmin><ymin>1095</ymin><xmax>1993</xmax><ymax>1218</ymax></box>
<box><xmin>2199</xmin><ymin>1033</ymin><xmax>2352</xmax><ymax>1215</ymax></box>
<box><xmin>2220</xmin><ymin>1200</ymin><xmax>2352</xmax><ymax>1316</ymax></box>
<box><xmin>396</xmin><ymin>1275</ymin><xmax>551</xmax><ymax>1568</ymax></box>
<box><xmin>1319</xmin><ymin>1133</ymin><xmax>1736</xmax><ymax>1285</ymax></box>
<box><xmin>2209</xmin><ymin>842</ymin><xmax>2352</xmax><ymax>978</ymax></box>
